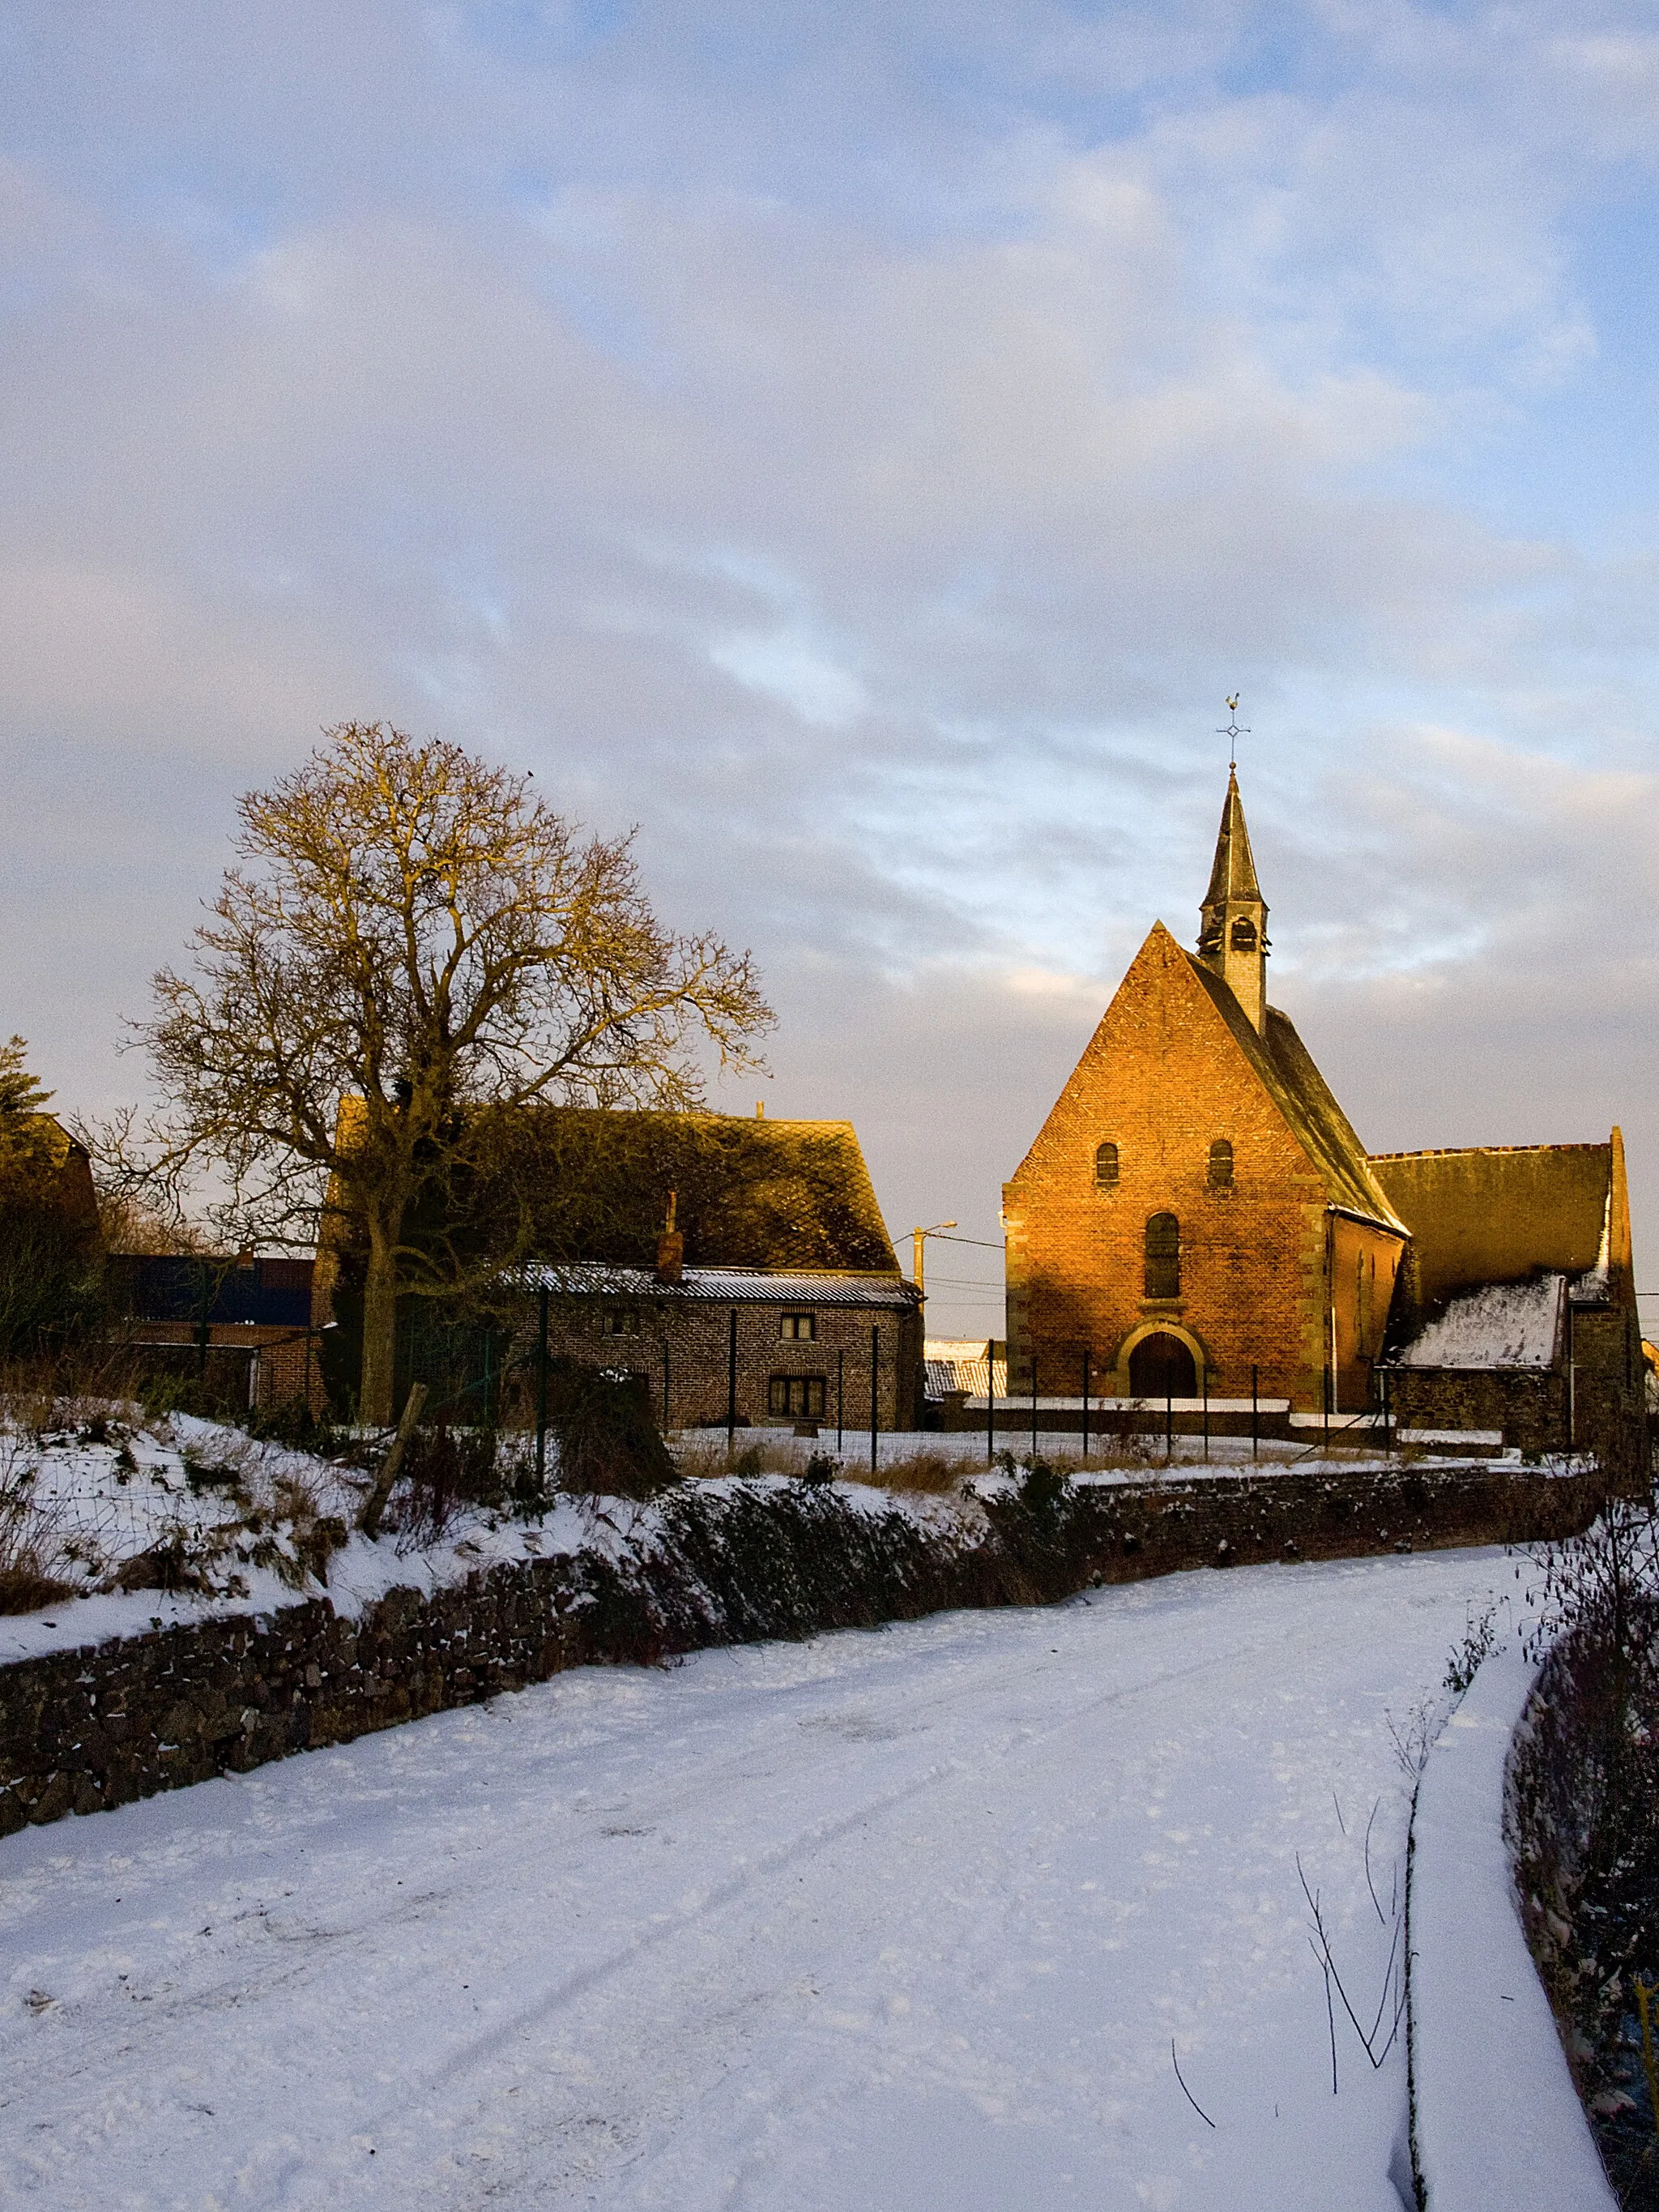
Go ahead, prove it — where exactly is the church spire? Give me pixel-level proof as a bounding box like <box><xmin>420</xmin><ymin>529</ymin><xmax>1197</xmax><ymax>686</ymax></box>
<box><xmin>1197</xmin><ymin>767</ymin><xmax>1269</xmax><ymax>1031</ymax></box>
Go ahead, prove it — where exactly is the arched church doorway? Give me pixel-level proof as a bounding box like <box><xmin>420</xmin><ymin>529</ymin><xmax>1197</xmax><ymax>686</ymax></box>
<box><xmin>1129</xmin><ymin>1332</ymin><xmax>1196</xmax><ymax>1399</ymax></box>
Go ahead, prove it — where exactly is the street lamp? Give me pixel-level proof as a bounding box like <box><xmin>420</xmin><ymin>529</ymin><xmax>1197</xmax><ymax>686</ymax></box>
<box><xmin>911</xmin><ymin>1221</ymin><xmax>957</xmax><ymax>1299</ymax></box>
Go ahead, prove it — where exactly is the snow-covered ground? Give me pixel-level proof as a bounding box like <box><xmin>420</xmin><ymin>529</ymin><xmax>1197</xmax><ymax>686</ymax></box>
<box><xmin>0</xmin><ymin>1546</ymin><xmax>1533</xmax><ymax>2210</ymax></box>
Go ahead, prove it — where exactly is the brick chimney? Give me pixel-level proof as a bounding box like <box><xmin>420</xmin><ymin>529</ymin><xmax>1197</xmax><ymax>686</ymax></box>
<box><xmin>655</xmin><ymin>1189</ymin><xmax>684</xmax><ymax>1283</ymax></box>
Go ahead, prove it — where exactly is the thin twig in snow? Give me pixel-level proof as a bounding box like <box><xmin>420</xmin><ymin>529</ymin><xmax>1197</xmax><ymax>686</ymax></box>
<box><xmin>1171</xmin><ymin>2040</ymin><xmax>1216</xmax><ymax>2129</ymax></box>
<box><xmin>1363</xmin><ymin>1798</ymin><xmax>1387</xmax><ymax>1927</ymax></box>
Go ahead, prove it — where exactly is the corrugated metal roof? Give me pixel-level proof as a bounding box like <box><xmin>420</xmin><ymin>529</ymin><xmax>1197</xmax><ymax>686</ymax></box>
<box><xmin>923</xmin><ymin>1349</ymin><xmax>1008</xmax><ymax>1399</ymax></box>
<box><xmin>522</xmin><ymin>1263</ymin><xmax>919</xmax><ymax>1309</ymax></box>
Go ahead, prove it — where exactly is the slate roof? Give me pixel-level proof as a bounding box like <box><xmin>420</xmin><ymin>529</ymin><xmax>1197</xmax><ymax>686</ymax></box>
<box><xmin>1381</xmin><ymin>1275</ymin><xmax>1565</xmax><ymax>1372</ymax></box>
<box><xmin>1369</xmin><ymin>1142</ymin><xmax>1613</xmax><ymax>1305</ymax></box>
<box><xmin>1181</xmin><ymin>950</ymin><xmax>1408</xmax><ymax>1234</ymax></box>
<box><xmin>1201</xmin><ymin>767</ymin><xmax>1265</xmax><ymax>911</ymax></box>
<box><xmin>514</xmin><ymin>1108</ymin><xmax>902</xmax><ymax>1276</ymax></box>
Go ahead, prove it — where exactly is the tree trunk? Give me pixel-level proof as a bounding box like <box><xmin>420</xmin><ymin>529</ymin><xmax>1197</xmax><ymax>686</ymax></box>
<box><xmin>360</xmin><ymin>1223</ymin><xmax>400</xmax><ymax>1427</ymax></box>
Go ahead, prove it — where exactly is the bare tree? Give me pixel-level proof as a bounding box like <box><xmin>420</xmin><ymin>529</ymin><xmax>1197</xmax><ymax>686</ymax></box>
<box><xmin>139</xmin><ymin>723</ymin><xmax>771</xmax><ymax>1423</ymax></box>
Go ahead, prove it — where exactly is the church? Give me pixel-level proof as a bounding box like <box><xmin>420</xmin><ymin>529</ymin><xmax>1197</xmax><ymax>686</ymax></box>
<box><xmin>1000</xmin><ymin>769</ymin><xmax>1646</xmax><ymax>1474</ymax></box>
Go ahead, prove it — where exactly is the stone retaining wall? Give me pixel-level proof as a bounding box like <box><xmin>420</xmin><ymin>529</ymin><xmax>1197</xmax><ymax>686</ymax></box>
<box><xmin>0</xmin><ymin>1461</ymin><xmax>1603</xmax><ymax>1838</ymax></box>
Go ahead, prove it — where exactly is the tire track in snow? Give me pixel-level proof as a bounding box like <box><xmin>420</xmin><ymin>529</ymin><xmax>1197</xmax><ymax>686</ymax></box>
<box><xmin>251</xmin><ymin>1601</ymin><xmax>1303</xmax><ymax>2207</ymax></box>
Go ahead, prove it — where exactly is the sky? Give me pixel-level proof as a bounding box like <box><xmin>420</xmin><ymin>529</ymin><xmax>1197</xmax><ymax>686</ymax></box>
<box><xmin>4</xmin><ymin>1</ymin><xmax>1659</xmax><ymax>1340</ymax></box>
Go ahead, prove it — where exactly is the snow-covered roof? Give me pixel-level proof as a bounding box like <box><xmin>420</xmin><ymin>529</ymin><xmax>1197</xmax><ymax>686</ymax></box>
<box><xmin>923</xmin><ymin>1339</ymin><xmax>1007</xmax><ymax>1399</ymax></box>
<box><xmin>1384</xmin><ymin>1275</ymin><xmax>1564</xmax><ymax>1372</ymax></box>
<box><xmin>522</xmin><ymin>1262</ymin><xmax>919</xmax><ymax>1310</ymax></box>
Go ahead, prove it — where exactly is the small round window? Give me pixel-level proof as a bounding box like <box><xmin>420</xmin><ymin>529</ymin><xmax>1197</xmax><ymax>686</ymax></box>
<box><xmin>1094</xmin><ymin>1141</ymin><xmax>1120</xmax><ymax>1188</ymax></box>
<box><xmin>1209</xmin><ymin>1138</ymin><xmax>1234</xmax><ymax>1190</ymax></box>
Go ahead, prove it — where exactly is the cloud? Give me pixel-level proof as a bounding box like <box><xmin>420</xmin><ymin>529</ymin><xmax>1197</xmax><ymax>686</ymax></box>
<box><xmin>4</xmin><ymin>0</ymin><xmax>1659</xmax><ymax>1331</ymax></box>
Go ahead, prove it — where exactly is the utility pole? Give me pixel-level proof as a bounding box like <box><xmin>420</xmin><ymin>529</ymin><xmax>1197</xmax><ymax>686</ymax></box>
<box><xmin>911</xmin><ymin>1221</ymin><xmax>957</xmax><ymax>1298</ymax></box>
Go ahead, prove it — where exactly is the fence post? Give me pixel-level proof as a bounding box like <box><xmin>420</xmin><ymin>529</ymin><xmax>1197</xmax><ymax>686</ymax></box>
<box><xmin>662</xmin><ymin>1337</ymin><xmax>671</xmax><ymax>1431</ymax></box>
<box><xmin>1166</xmin><ymin>1386</ymin><xmax>1173</xmax><ymax>1463</ymax></box>
<box><xmin>1251</xmin><ymin>1363</ymin><xmax>1259</xmax><ymax>1463</ymax></box>
<box><xmin>1081</xmin><ymin>1345</ymin><xmax>1090</xmax><ymax>1460</ymax></box>
<box><xmin>1030</xmin><ymin>1356</ymin><xmax>1038</xmax><ymax>1461</ymax></box>
<box><xmin>727</xmin><ymin>1307</ymin><xmax>739</xmax><ymax>1457</ymax></box>
<box><xmin>1202</xmin><ymin>1369</ymin><xmax>1209</xmax><ymax>1463</ymax></box>
<box><xmin>987</xmin><ymin>1339</ymin><xmax>996</xmax><ymax>1465</ymax></box>
<box><xmin>535</xmin><ymin>1283</ymin><xmax>550</xmax><ymax>1488</ymax></box>
<box><xmin>837</xmin><ymin>1346</ymin><xmax>844</xmax><ymax>1452</ymax></box>
<box><xmin>870</xmin><ymin>1324</ymin><xmax>880</xmax><ymax>1475</ymax></box>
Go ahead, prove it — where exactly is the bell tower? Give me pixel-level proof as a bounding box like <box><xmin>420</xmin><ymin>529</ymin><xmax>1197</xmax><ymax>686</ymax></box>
<box><xmin>1196</xmin><ymin>767</ymin><xmax>1269</xmax><ymax>1031</ymax></box>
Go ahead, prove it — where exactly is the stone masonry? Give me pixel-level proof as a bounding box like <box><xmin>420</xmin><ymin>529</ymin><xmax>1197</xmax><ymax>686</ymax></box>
<box><xmin>0</xmin><ymin>1460</ymin><xmax>1603</xmax><ymax>1838</ymax></box>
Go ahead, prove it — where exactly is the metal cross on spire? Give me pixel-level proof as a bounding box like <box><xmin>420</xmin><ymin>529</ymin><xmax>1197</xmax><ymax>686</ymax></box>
<box><xmin>1217</xmin><ymin>694</ymin><xmax>1250</xmax><ymax>768</ymax></box>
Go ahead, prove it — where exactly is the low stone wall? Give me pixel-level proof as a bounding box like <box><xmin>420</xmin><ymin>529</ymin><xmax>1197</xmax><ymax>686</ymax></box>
<box><xmin>0</xmin><ymin>1461</ymin><xmax>1604</xmax><ymax>1838</ymax></box>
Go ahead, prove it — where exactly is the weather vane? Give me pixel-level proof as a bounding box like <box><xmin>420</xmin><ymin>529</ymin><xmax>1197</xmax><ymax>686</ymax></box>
<box><xmin>1218</xmin><ymin>694</ymin><xmax>1249</xmax><ymax>769</ymax></box>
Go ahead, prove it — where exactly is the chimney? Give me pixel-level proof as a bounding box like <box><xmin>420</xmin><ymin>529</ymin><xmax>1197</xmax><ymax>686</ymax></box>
<box><xmin>655</xmin><ymin>1188</ymin><xmax>684</xmax><ymax>1284</ymax></box>
<box><xmin>756</xmin><ymin>1100</ymin><xmax>766</xmax><ymax>1118</ymax></box>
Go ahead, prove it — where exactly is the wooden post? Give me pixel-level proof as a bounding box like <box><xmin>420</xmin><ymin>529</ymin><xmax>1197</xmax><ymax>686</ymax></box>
<box><xmin>360</xmin><ymin>1381</ymin><xmax>429</xmax><ymax>1538</ymax></box>
<box><xmin>1202</xmin><ymin>1369</ymin><xmax>1209</xmax><ymax>1463</ymax></box>
<box><xmin>987</xmin><ymin>1339</ymin><xmax>996</xmax><ymax>1464</ymax></box>
<box><xmin>1081</xmin><ymin>1346</ymin><xmax>1090</xmax><ymax>1460</ymax></box>
<box><xmin>662</xmin><ymin>1336</ymin><xmax>671</xmax><ymax>1431</ymax></box>
<box><xmin>1166</xmin><ymin>1385</ymin><xmax>1173</xmax><ymax>1463</ymax></box>
<box><xmin>837</xmin><ymin>1347</ymin><xmax>844</xmax><ymax>1452</ymax></box>
<box><xmin>1030</xmin><ymin>1356</ymin><xmax>1038</xmax><ymax>1460</ymax></box>
<box><xmin>1251</xmin><ymin>1363</ymin><xmax>1259</xmax><ymax>1463</ymax></box>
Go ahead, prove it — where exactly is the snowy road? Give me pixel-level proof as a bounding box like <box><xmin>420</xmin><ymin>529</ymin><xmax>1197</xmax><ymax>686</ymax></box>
<box><xmin>1</xmin><ymin>1548</ymin><xmax>1524</xmax><ymax>2210</ymax></box>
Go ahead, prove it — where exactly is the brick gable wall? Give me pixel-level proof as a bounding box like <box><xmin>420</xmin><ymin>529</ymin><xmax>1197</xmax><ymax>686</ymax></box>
<box><xmin>1004</xmin><ymin>924</ymin><xmax>1402</xmax><ymax>1411</ymax></box>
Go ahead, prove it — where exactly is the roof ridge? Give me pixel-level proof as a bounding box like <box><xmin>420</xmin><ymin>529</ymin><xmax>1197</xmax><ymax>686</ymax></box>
<box><xmin>1368</xmin><ymin>1142</ymin><xmax>1610</xmax><ymax>1160</ymax></box>
<box><xmin>1179</xmin><ymin>950</ymin><xmax>1407</xmax><ymax>1234</ymax></box>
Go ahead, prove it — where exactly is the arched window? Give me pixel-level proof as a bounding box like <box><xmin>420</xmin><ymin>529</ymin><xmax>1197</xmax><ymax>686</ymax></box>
<box><xmin>1145</xmin><ymin>1211</ymin><xmax>1179</xmax><ymax>1299</ymax></box>
<box><xmin>1094</xmin><ymin>1141</ymin><xmax>1120</xmax><ymax>1188</ymax></box>
<box><xmin>1230</xmin><ymin>916</ymin><xmax>1258</xmax><ymax>951</ymax></box>
<box><xmin>1208</xmin><ymin>1138</ymin><xmax>1234</xmax><ymax>1190</ymax></box>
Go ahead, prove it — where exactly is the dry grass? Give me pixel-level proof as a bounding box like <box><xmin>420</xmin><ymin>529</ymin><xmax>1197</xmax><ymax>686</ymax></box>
<box><xmin>672</xmin><ymin>1433</ymin><xmax>805</xmax><ymax>1481</ymax></box>
<box><xmin>841</xmin><ymin>1450</ymin><xmax>978</xmax><ymax>1495</ymax></box>
<box><xmin>0</xmin><ymin>1429</ymin><xmax>73</xmax><ymax>1614</ymax></box>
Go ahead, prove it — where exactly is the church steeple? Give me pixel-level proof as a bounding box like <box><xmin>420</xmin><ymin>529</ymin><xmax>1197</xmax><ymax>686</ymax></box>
<box><xmin>1196</xmin><ymin>767</ymin><xmax>1269</xmax><ymax>1031</ymax></box>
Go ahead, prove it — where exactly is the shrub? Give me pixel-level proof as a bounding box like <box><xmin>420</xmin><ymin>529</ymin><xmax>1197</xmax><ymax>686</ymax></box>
<box><xmin>396</xmin><ymin>1419</ymin><xmax>507</xmax><ymax>1542</ymax></box>
<box><xmin>545</xmin><ymin>1360</ymin><xmax>678</xmax><ymax>1501</ymax></box>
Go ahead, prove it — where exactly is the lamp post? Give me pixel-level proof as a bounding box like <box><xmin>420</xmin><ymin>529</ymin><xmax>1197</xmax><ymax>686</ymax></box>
<box><xmin>910</xmin><ymin>1221</ymin><xmax>957</xmax><ymax>1298</ymax></box>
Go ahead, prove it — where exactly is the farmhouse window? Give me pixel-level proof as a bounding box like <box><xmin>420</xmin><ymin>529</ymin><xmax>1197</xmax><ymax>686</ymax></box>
<box><xmin>1208</xmin><ymin>1139</ymin><xmax>1234</xmax><ymax>1190</ymax></box>
<box><xmin>769</xmin><ymin>1374</ymin><xmax>826</xmax><ymax>1418</ymax></box>
<box><xmin>1094</xmin><ymin>1141</ymin><xmax>1120</xmax><ymax>1187</ymax></box>
<box><xmin>1145</xmin><ymin>1212</ymin><xmax>1180</xmax><ymax>1300</ymax></box>
<box><xmin>779</xmin><ymin>1311</ymin><xmax>817</xmax><ymax>1339</ymax></box>
<box><xmin>604</xmin><ymin>1306</ymin><xmax>642</xmax><ymax>1336</ymax></box>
